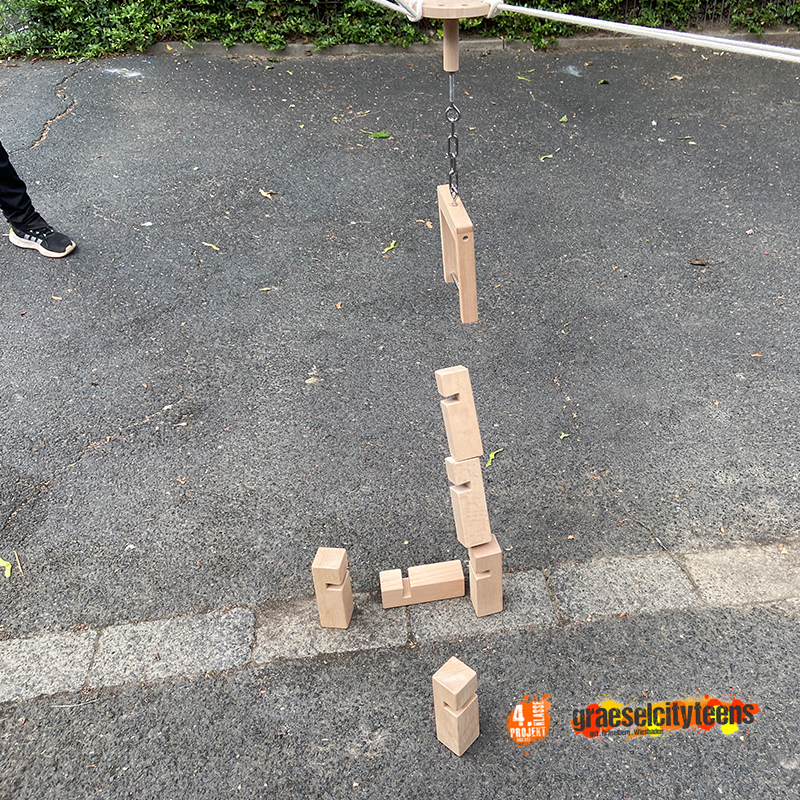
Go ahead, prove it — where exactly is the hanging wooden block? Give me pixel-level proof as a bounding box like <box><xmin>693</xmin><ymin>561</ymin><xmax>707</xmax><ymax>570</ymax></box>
<box><xmin>438</xmin><ymin>184</ymin><xmax>478</xmax><ymax>324</ymax></box>
<box><xmin>468</xmin><ymin>533</ymin><xmax>503</xmax><ymax>617</ymax></box>
<box><xmin>445</xmin><ymin>456</ymin><xmax>492</xmax><ymax>548</ymax></box>
<box><xmin>435</xmin><ymin>365</ymin><xmax>483</xmax><ymax>462</ymax></box>
<box><xmin>312</xmin><ymin>547</ymin><xmax>354</xmax><ymax>629</ymax></box>
<box><xmin>379</xmin><ymin>560</ymin><xmax>465</xmax><ymax>608</ymax></box>
<box><xmin>432</xmin><ymin>656</ymin><xmax>480</xmax><ymax>756</ymax></box>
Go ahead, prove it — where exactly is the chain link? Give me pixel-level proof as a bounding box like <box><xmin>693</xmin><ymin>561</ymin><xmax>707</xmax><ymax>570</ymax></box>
<box><xmin>446</xmin><ymin>73</ymin><xmax>460</xmax><ymax>201</ymax></box>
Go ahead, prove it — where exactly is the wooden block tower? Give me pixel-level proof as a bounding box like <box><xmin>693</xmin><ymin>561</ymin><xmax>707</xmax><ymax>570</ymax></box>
<box><xmin>436</xmin><ymin>365</ymin><xmax>503</xmax><ymax>617</ymax></box>
<box><xmin>432</xmin><ymin>656</ymin><xmax>480</xmax><ymax>756</ymax></box>
<box><xmin>312</xmin><ymin>547</ymin><xmax>354</xmax><ymax>629</ymax></box>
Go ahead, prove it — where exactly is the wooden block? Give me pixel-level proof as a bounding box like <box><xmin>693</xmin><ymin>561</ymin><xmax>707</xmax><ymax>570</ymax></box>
<box><xmin>379</xmin><ymin>568</ymin><xmax>408</xmax><ymax>608</ymax></box>
<box><xmin>435</xmin><ymin>365</ymin><xmax>483</xmax><ymax>462</ymax></box>
<box><xmin>438</xmin><ymin>184</ymin><xmax>478</xmax><ymax>324</ymax></box>
<box><xmin>433</xmin><ymin>656</ymin><xmax>479</xmax><ymax>756</ymax></box>
<box><xmin>433</xmin><ymin>655</ymin><xmax>477</xmax><ymax>707</ymax></box>
<box><xmin>468</xmin><ymin>534</ymin><xmax>503</xmax><ymax>617</ymax></box>
<box><xmin>468</xmin><ymin>532</ymin><xmax>502</xmax><ymax>574</ymax></box>
<box><xmin>312</xmin><ymin>547</ymin><xmax>348</xmax><ymax>585</ymax></box>
<box><xmin>312</xmin><ymin>547</ymin><xmax>354</xmax><ymax>628</ymax></box>
<box><xmin>445</xmin><ymin>457</ymin><xmax>492</xmax><ymax>548</ymax></box>
<box><xmin>421</xmin><ymin>0</ymin><xmax>490</xmax><ymax>19</ymax></box>
<box><xmin>380</xmin><ymin>560</ymin><xmax>465</xmax><ymax>608</ymax></box>
<box><xmin>442</xmin><ymin>19</ymin><xmax>459</xmax><ymax>72</ymax></box>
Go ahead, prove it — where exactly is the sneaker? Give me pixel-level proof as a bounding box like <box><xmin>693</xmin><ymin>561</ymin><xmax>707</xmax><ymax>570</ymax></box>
<box><xmin>9</xmin><ymin>225</ymin><xmax>76</xmax><ymax>258</ymax></box>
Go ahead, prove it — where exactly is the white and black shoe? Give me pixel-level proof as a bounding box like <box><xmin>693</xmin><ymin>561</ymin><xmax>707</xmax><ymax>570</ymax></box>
<box><xmin>9</xmin><ymin>225</ymin><xmax>76</xmax><ymax>258</ymax></box>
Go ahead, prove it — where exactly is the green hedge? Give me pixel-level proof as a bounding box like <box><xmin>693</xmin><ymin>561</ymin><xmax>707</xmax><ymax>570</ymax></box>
<box><xmin>1</xmin><ymin>0</ymin><xmax>799</xmax><ymax>59</ymax></box>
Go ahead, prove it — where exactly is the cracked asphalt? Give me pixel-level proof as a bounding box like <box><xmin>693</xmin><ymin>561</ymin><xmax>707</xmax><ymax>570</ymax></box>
<box><xmin>1</xmin><ymin>37</ymin><xmax>799</xmax><ymax>798</ymax></box>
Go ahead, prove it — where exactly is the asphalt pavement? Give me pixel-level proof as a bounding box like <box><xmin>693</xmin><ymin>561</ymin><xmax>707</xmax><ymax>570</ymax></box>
<box><xmin>0</xmin><ymin>33</ymin><xmax>799</xmax><ymax>799</ymax></box>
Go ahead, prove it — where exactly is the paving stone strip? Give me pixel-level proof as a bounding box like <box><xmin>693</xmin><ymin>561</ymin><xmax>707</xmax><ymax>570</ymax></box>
<box><xmin>1</xmin><ymin>541</ymin><xmax>797</xmax><ymax>704</ymax></box>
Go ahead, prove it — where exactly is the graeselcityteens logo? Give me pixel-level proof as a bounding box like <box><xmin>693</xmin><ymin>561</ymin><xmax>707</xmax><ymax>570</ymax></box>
<box><xmin>571</xmin><ymin>695</ymin><xmax>760</xmax><ymax>740</ymax></box>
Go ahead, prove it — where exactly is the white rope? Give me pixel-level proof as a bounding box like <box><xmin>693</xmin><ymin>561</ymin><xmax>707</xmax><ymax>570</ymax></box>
<box><xmin>364</xmin><ymin>0</ymin><xmax>800</xmax><ymax>64</ymax></box>
<box><xmin>393</xmin><ymin>0</ymin><xmax>424</xmax><ymax>22</ymax></box>
<box><xmin>495</xmin><ymin>3</ymin><xmax>800</xmax><ymax>64</ymax></box>
<box><xmin>486</xmin><ymin>0</ymin><xmax>504</xmax><ymax>18</ymax></box>
<box><xmin>364</xmin><ymin>0</ymin><xmax>408</xmax><ymax>15</ymax></box>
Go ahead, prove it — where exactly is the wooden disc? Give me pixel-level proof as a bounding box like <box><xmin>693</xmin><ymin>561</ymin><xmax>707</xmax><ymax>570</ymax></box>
<box><xmin>421</xmin><ymin>0</ymin><xmax>490</xmax><ymax>19</ymax></box>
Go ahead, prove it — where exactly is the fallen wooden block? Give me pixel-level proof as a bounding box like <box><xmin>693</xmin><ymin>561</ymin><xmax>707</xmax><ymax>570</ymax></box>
<box><xmin>438</xmin><ymin>184</ymin><xmax>478</xmax><ymax>324</ymax></box>
<box><xmin>468</xmin><ymin>533</ymin><xmax>503</xmax><ymax>617</ymax></box>
<box><xmin>433</xmin><ymin>656</ymin><xmax>480</xmax><ymax>756</ymax></box>
<box><xmin>445</xmin><ymin>456</ymin><xmax>492</xmax><ymax>548</ymax></box>
<box><xmin>435</xmin><ymin>365</ymin><xmax>483</xmax><ymax>463</ymax></box>
<box><xmin>379</xmin><ymin>560</ymin><xmax>465</xmax><ymax>608</ymax></box>
<box><xmin>312</xmin><ymin>547</ymin><xmax>354</xmax><ymax>629</ymax></box>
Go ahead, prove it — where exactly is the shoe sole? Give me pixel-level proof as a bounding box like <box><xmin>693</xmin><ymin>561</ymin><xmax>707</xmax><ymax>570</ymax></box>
<box><xmin>9</xmin><ymin>229</ymin><xmax>77</xmax><ymax>258</ymax></box>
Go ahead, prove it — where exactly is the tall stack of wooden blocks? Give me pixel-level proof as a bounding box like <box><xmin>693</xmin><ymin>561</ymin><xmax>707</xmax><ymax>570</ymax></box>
<box><xmin>432</xmin><ymin>656</ymin><xmax>480</xmax><ymax>756</ymax></box>
<box><xmin>436</xmin><ymin>365</ymin><xmax>503</xmax><ymax>617</ymax></box>
<box><xmin>312</xmin><ymin>547</ymin><xmax>354</xmax><ymax>629</ymax></box>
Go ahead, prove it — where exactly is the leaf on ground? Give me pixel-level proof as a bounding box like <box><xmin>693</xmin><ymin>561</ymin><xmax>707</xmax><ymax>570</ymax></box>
<box><xmin>258</xmin><ymin>286</ymin><xmax>274</xmax><ymax>292</ymax></box>
<box><xmin>51</xmin><ymin>295</ymin><xmax>62</xmax><ymax>301</ymax></box>
<box><xmin>0</xmin><ymin>556</ymin><xmax>10</xmax><ymax>579</ymax></box>
<box><xmin>559</xmin><ymin>432</ymin><xmax>571</xmax><ymax>439</ymax></box>
<box><xmin>382</xmin><ymin>240</ymin><xmax>396</xmax><ymax>254</ymax></box>
<box><xmin>265</xmin><ymin>65</ymin><xmax>274</xmax><ymax>70</ymax></box>
<box><xmin>259</xmin><ymin>189</ymin><xmax>277</xmax><ymax>197</ymax></box>
<box><xmin>669</xmin><ymin>75</ymin><xmax>683</xmax><ymax>80</ymax></box>
<box><xmin>336</xmin><ymin>302</ymin><xmax>343</xmax><ymax>309</ymax></box>
<box><xmin>751</xmin><ymin>353</ymin><xmax>764</xmax><ymax>357</ymax></box>
<box><xmin>517</xmin><ymin>75</ymin><xmax>531</xmax><ymax>82</ymax></box>
<box><xmin>201</xmin><ymin>242</ymin><xmax>220</xmax><ymax>251</ymax></box>
<box><xmin>539</xmin><ymin>154</ymin><xmax>553</xmax><ymax>162</ymax></box>
<box><xmin>690</xmin><ymin>258</ymin><xmax>708</xmax><ymax>266</ymax></box>
<box><xmin>486</xmin><ymin>447</ymin><xmax>504</xmax><ymax>467</ymax></box>
<box><xmin>599</xmin><ymin>79</ymin><xmax>609</xmax><ymax>85</ymax></box>
<box><xmin>361</xmin><ymin>129</ymin><xmax>390</xmax><ymax>138</ymax></box>
<box><xmin>559</xmin><ymin>115</ymin><xmax>568</xmax><ymax>123</ymax></box>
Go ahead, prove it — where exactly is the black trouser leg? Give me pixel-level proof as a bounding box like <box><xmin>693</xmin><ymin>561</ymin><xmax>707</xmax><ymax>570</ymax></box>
<box><xmin>0</xmin><ymin>140</ymin><xmax>47</xmax><ymax>229</ymax></box>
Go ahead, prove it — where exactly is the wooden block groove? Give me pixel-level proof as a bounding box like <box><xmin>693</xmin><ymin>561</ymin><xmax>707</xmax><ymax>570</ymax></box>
<box><xmin>380</xmin><ymin>560</ymin><xmax>465</xmax><ymax>608</ymax></box>
<box><xmin>433</xmin><ymin>656</ymin><xmax>480</xmax><ymax>756</ymax></box>
<box><xmin>468</xmin><ymin>534</ymin><xmax>503</xmax><ymax>617</ymax></box>
<box><xmin>435</xmin><ymin>365</ymin><xmax>483</xmax><ymax>462</ymax></box>
<box><xmin>445</xmin><ymin>456</ymin><xmax>492</xmax><ymax>548</ymax></box>
<box><xmin>312</xmin><ymin>547</ymin><xmax>354</xmax><ymax>628</ymax></box>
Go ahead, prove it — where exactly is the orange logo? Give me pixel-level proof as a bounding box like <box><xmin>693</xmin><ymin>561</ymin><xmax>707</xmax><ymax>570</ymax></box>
<box><xmin>507</xmin><ymin>694</ymin><xmax>551</xmax><ymax>750</ymax></box>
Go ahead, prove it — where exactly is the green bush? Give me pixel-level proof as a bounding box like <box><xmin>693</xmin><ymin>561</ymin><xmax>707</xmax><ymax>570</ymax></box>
<box><xmin>0</xmin><ymin>0</ymin><xmax>798</xmax><ymax>59</ymax></box>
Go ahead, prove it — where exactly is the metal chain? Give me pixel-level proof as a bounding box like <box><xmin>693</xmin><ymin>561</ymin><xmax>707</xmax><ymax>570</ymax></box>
<box><xmin>445</xmin><ymin>73</ymin><xmax>460</xmax><ymax>201</ymax></box>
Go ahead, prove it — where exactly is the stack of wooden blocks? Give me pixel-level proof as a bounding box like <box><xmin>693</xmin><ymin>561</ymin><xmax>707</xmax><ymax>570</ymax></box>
<box><xmin>432</xmin><ymin>656</ymin><xmax>480</xmax><ymax>756</ymax></box>
<box><xmin>311</xmin><ymin>547</ymin><xmax>353</xmax><ymax>629</ymax></box>
<box><xmin>377</xmin><ymin>365</ymin><xmax>502</xmax><ymax>615</ymax></box>
<box><xmin>311</xmin><ymin>364</ymin><xmax>500</xmax><ymax>757</ymax></box>
<box><xmin>437</xmin><ymin>365</ymin><xmax>503</xmax><ymax>617</ymax></box>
